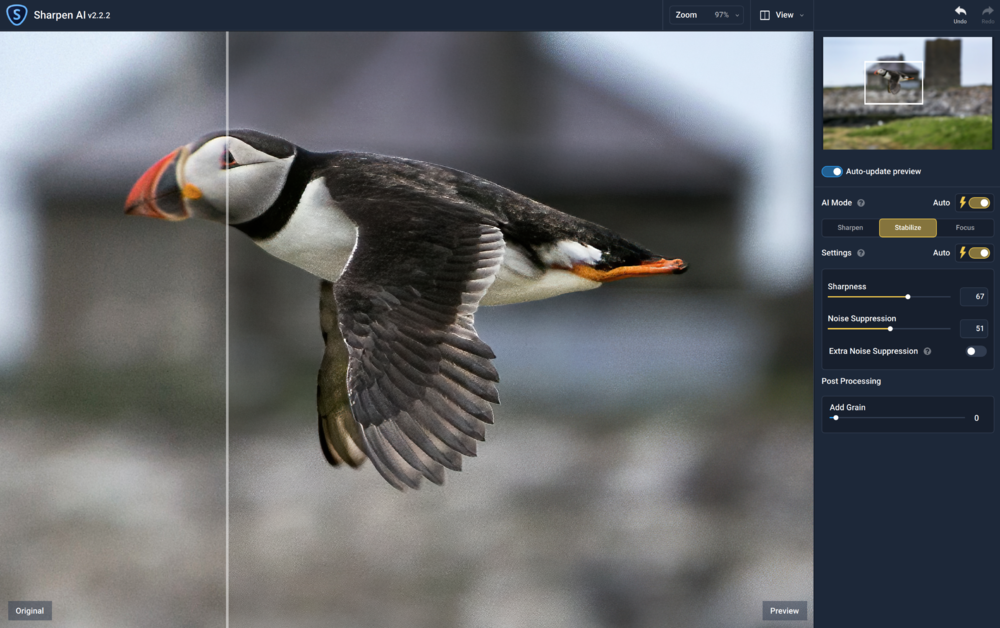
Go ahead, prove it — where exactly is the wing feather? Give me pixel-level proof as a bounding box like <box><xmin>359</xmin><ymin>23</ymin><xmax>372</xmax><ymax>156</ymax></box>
<box><xmin>330</xmin><ymin>204</ymin><xmax>504</xmax><ymax>489</ymax></box>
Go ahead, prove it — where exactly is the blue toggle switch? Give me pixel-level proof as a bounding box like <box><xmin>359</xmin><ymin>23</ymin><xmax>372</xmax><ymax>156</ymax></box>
<box><xmin>822</xmin><ymin>165</ymin><xmax>844</xmax><ymax>178</ymax></box>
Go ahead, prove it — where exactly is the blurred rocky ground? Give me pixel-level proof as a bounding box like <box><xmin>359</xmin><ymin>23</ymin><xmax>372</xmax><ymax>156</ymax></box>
<box><xmin>824</xmin><ymin>85</ymin><xmax>992</xmax><ymax>122</ymax></box>
<box><xmin>0</xmin><ymin>414</ymin><xmax>225</xmax><ymax>628</ymax></box>
<box><xmin>229</xmin><ymin>407</ymin><xmax>812</xmax><ymax>628</ymax></box>
<box><xmin>2</xmin><ymin>373</ymin><xmax>811</xmax><ymax>627</ymax></box>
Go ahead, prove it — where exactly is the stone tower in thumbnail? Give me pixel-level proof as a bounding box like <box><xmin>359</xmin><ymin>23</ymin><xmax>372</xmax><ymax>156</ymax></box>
<box><xmin>924</xmin><ymin>39</ymin><xmax>961</xmax><ymax>89</ymax></box>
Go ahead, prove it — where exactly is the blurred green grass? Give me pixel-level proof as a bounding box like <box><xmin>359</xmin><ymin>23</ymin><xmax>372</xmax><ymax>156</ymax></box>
<box><xmin>824</xmin><ymin>116</ymin><xmax>992</xmax><ymax>150</ymax></box>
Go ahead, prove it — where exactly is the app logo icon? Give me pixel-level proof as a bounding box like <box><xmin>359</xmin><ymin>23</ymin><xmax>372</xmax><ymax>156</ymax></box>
<box><xmin>6</xmin><ymin>4</ymin><xmax>27</xmax><ymax>25</ymax></box>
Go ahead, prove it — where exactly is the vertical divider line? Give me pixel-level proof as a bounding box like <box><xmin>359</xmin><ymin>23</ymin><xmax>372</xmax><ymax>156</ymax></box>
<box><xmin>224</xmin><ymin>29</ymin><xmax>231</xmax><ymax>628</ymax></box>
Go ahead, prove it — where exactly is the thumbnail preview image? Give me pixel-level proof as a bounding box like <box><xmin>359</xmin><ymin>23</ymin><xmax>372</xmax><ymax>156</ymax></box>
<box><xmin>823</xmin><ymin>36</ymin><xmax>993</xmax><ymax>149</ymax></box>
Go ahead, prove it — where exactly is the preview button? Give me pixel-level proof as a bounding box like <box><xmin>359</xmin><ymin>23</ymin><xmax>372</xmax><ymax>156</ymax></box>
<box><xmin>762</xmin><ymin>601</ymin><xmax>807</xmax><ymax>621</ymax></box>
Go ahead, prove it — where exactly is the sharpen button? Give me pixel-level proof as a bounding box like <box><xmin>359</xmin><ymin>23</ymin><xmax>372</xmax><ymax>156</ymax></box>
<box><xmin>8</xmin><ymin>601</ymin><xmax>52</xmax><ymax>621</ymax></box>
<box><xmin>879</xmin><ymin>218</ymin><xmax>937</xmax><ymax>238</ymax></box>
<box><xmin>763</xmin><ymin>601</ymin><xmax>807</xmax><ymax>621</ymax></box>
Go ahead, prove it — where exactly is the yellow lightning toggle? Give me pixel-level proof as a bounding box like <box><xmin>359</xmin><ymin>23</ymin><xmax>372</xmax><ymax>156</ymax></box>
<box><xmin>960</xmin><ymin>196</ymin><xmax>967</xmax><ymax>208</ymax></box>
<box><xmin>960</xmin><ymin>246</ymin><xmax>967</xmax><ymax>259</ymax></box>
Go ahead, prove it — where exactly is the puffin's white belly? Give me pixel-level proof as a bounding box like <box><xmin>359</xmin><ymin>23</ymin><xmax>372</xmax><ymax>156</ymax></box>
<box><xmin>256</xmin><ymin>178</ymin><xmax>358</xmax><ymax>283</ymax></box>
<box><xmin>480</xmin><ymin>244</ymin><xmax>600</xmax><ymax>306</ymax></box>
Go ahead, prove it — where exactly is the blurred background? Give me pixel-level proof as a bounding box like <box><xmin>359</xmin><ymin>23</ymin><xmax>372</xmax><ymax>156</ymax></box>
<box><xmin>1</xmin><ymin>32</ymin><xmax>813</xmax><ymax>627</ymax></box>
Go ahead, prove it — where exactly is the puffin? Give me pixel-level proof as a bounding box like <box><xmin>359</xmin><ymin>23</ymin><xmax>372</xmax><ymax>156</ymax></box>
<box><xmin>125</xmin><ymin>130</ymin><xmax>687</xmax><ymax>490</ymax></box>
<box><xmin>872</xmin><ymin>68</ymin><xmax>917</xmax><ymax>94</ymax></box>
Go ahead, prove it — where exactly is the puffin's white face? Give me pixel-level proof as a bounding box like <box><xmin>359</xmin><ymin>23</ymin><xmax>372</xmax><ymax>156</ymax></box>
<box><xmin>126</xmin><ymin>130</ymin><xmax>296</xmax><ymax>226</ymax></box>
<box><xmin>182</xmin><ymin>135</ymin><xmax>295</xmax><ymax>224</ymax></box>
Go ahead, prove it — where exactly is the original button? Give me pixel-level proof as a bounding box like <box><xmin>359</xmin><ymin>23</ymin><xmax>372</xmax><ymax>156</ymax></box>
<box><xmin>879</xmin><ymin>218</ymin><xmax>937</xmax><ymax>238</ymax></box>
<box><xmin>8</xmin><ymin>601</ymin><xmax>52</xmax><ymax>621</ymax></box>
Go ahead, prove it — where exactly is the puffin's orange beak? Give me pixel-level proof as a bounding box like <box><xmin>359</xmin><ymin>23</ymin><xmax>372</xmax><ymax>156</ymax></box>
<box><xmin>572</xmin><ymin>257</ymin><xmax>688</xmax><ymax>282</ymax></box>
<box><xmin>125</xmin><ymin>148</ymin><xmax>192</xmax><ymax>221</ymax></box>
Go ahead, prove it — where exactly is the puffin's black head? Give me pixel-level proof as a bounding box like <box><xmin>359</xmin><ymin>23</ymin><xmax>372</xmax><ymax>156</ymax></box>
<box><xmin>126</xmin><ymin>130</ymin><xmax>297</xmax><ymax>225</ymax></box>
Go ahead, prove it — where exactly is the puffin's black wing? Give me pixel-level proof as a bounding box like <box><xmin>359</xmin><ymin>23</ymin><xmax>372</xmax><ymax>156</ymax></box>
<box><xmin>331</xmin><ymin>200</ymin><xmax>505</xmax><ymax>490</ymax></box>
<box><xmin>889</xmin><ymin>77</ymin><xmax>902</xmax><ymax>94</ymax></box>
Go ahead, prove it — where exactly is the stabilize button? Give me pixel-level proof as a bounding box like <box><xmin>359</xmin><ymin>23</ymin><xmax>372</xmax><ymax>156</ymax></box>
<box><xmin>879</xmin><ymin>218</ymin><xmax>938</xmax><ymax>238</ymax></box>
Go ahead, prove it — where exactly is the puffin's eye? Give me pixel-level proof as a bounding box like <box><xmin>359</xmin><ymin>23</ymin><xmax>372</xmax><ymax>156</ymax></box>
<box><xmin>221</xmin><ymin>149</ymin><xmax>239</xmax><ymax>169</ymax></box>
